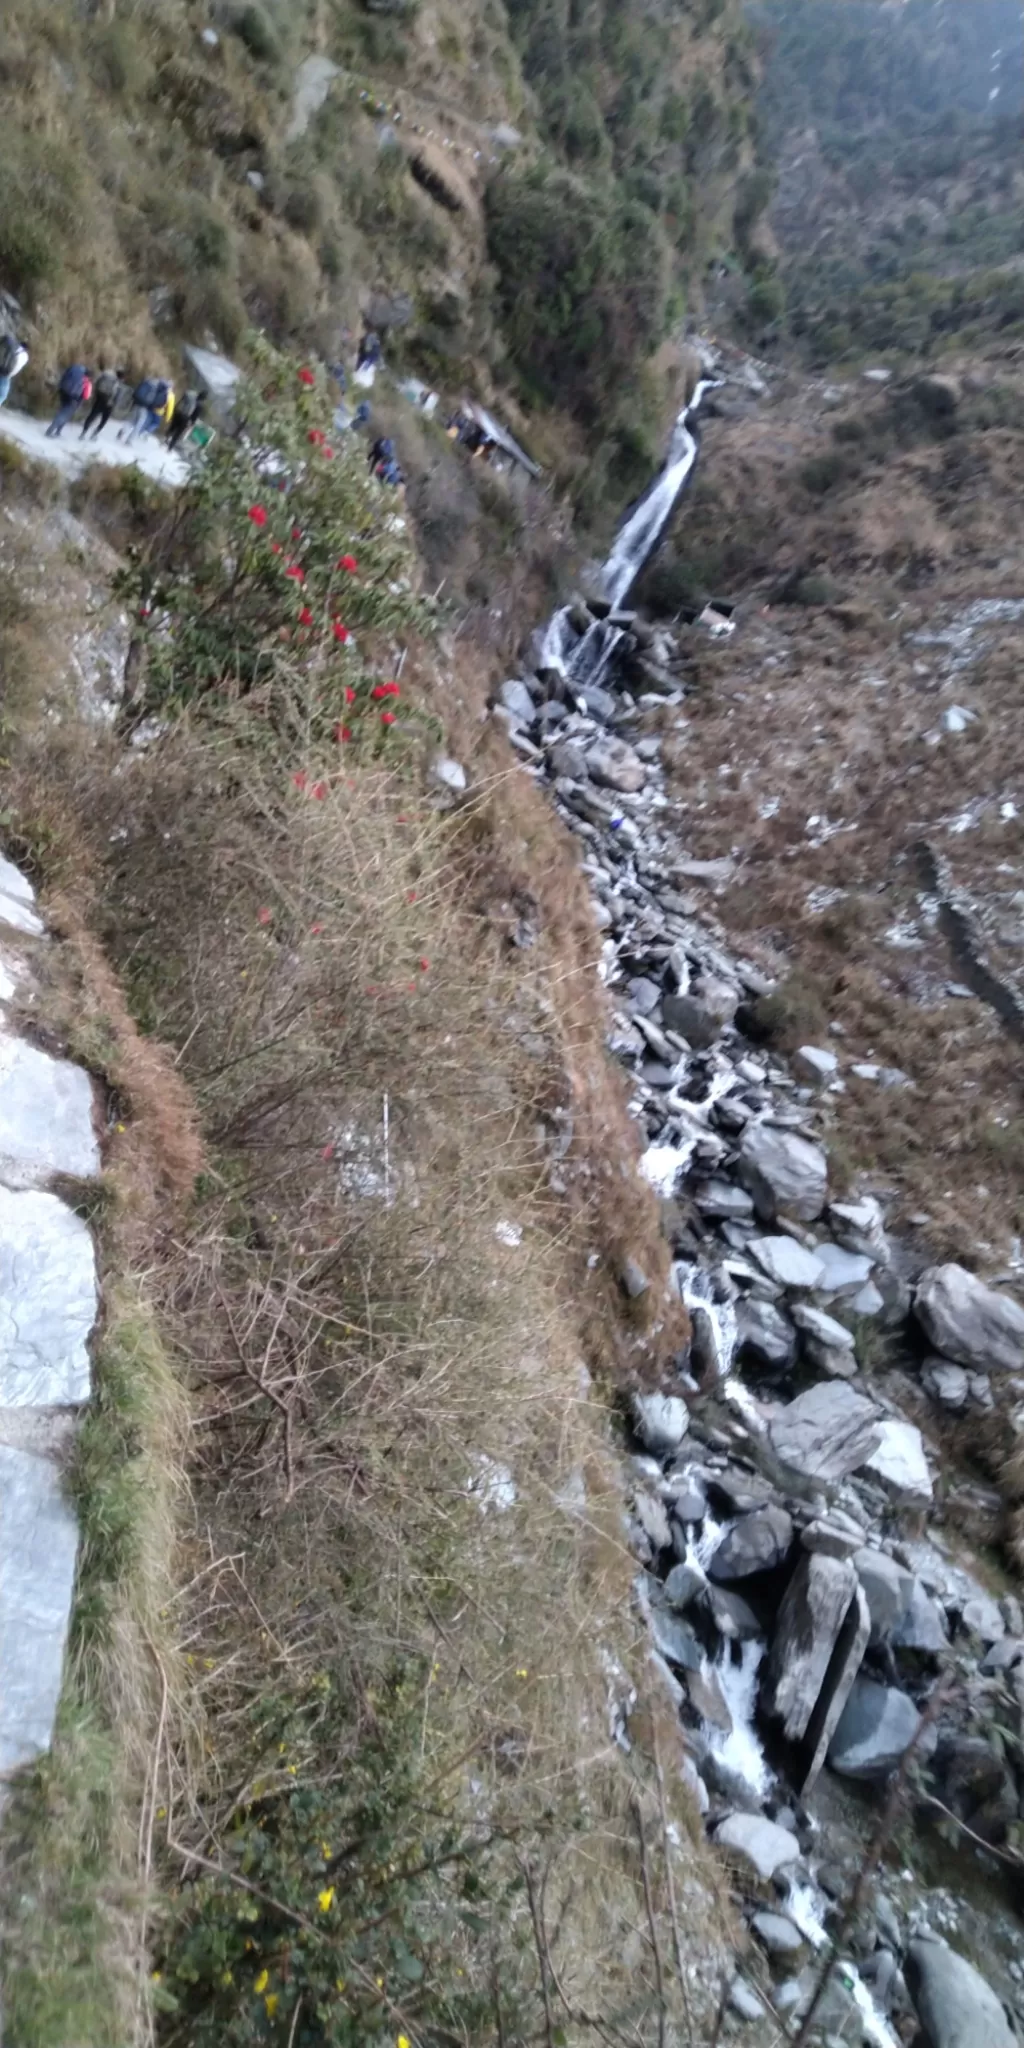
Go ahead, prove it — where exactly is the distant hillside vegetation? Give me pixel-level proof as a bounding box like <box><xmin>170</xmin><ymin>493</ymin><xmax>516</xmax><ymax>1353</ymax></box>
<box><xmin>747</xmin><ymin>0</ymin><xmax>1024</xmax><ymax>363</ymax></box>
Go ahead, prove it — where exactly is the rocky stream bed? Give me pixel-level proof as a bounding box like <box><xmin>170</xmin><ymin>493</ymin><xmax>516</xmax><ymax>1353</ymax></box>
<box><xmin>491</xmin><ymin>368</ymin><xmax>1024</xmax><ymax>2047</ymax></box>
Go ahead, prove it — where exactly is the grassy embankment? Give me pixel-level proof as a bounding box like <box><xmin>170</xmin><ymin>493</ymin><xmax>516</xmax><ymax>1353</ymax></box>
<box><xmin>0</xmin><ymin>352</ymin><xmax>727</xmax><ymax>2047</ymax></box>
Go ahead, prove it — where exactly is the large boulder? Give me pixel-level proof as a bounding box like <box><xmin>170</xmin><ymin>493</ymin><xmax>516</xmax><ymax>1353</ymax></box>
<box><xmin>914</xmin><ymin>1265</ymin><xmax>1024</xmax><ymax>1372</ymax></box>
<box><xmin>714</xmin><ymin>1812</ymin><xmax>802</xmax><ymax>1882</ymax></box>
<box><xmin>738</xmin><ymin>1123</ymin><xmax>828</xmax><ymax>1223</ymax></box>
<box><xmin>769</xmin><ymin>1383</ymin><xmax>882</xmax><ymax>1485</ymax></box>
<box><xmin>854</xmin><ymin>1549</ymin><xmax>913</xmax><ymax>1644</ymax></box>
<box><xmin>904</xmin><ymin>1940</ymin><xmax>1016</xmax><ymax>2048</ymax></box>
<box><xmin>827</xmin><ymin>1678</ymin><xmax>923</xmax><ymax>1779</ymax></box>
<box><xmin>632</xmin><ymin>1392</ymin><xmax>689</xmax><ymax>1455</ymax></box>
<box><xmin>707</xmin><ymin>1505</ymin><xmax>794</xmax><ymax>1580</ymax></box>
<box><xmin>765</xmin><ymin>1552</ymin><xmax>859</xmax><ymax>1742</ymax></box>
<box><xmin>749</xmin><ymin>1237</ymin><xmax>826</xmax><ymax>1290</ymax></box>
<box><xmin>584</xmin><ymin>736</ymin><xmax>647</xmax><ymax>793</ymax></box>
<box><xmin>736</xmin><ymin>1296</ymin><xmax>797</xmax><ymax>1373</ymax></box>
<box><xmin>865</xmin><ymin>1418</ymin><xmax>933</xmax><ymax>1508</ymax></box>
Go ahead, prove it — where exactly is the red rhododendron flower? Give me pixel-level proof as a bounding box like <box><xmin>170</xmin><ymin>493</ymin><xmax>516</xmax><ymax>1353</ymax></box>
<box><xmin>381</xmin><ymin>710</ymin><xmax>396</xmax><ymax>726</ymax></box>
<box><xmin>372</xmin><ymin>681</ymin><xmax>400</xmax><ymax>700</ymax></box>
<box><xmin>291</xmin><ymin>525</ymin><xmax>303</xmax><ymax>541</ymax></box>
<box><xmin>298</xmin><ymin>366</ymin><xmax>316</xmax><ymax>387</ymax></box>
<box><xmin>323</xmin><ymin>445</ymin><xmax>334</xmax><ymax>459</ymax></box>
<box><xmin>312</xmin><ymin>781</ymin><xmax>328</xmax><ymax>800</ymax></box>
<box><xmin>248</xmin><ymin>504</ymin><xmax>267</xmax><ymax>526</ymax></box>
<box><xmin>338</xmin><ymin>554</ymin><xmax>358</xmax><ymax>573</ymax></box>
<box><xmin>338</xmin><ymin>726</ymin><xmax>353</xmax><ymax>743</ymax></box>
<box><xmin>419</xmin><ymin>958</ymin><xmax>430</xmax><ymax>972</ymax></box>
<box><xmin>285</xmin><ymin>564</ymin><xmax>305</xmax><ymax>582</ymax></box>
<box><xmin>298</xmin><ymin>606</ymin><xmax>314</xmax><ymax>626</ymax></box>
<box><xmin>257</xmin><ymin>906</ymin><xmax>272</xmax><ymax>926</ymax></box>
<box><xmin>307</xmin><ymin>428</ymin><xmax>324</xmax><ymax>446</ymax></box>
<box><xmin>332</xmin><ymin>621</ymin><xmax>349</xmax><ymax>643</ymax></box>
<box><xmin>344</xmin><ymin>686</ymin><xmax>356</xmax><ymax>705</ymax></box>
<box><xmin>270</xmin><ymin>541</ymin><xmax>283</xmax><ymax>554</ymax></box>
<box><xmin>292</xmin><ymin>770</ymin><xmax>308</xmax><ymax>791</ymax></box>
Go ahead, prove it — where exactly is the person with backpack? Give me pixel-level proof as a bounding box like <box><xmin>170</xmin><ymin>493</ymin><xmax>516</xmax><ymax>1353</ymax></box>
<box><xmin>165</xmin><ymin>387</ymin><xmax>205</xmax><ymax>451</ymax></box>
<box><xmin>122</xmin><ymin>376</ymin><xmax>174</xmax><ymax>441</ymax></box>
<box><xmin>46</xmin><ymin>362</ymin><xmax>90</xmax><ymax>437</ymax></box>
<box><xmin>368</xmin><ymin>434</ymin><xmax>394</xmax><ymax>474</ymax></box>
<box><xmin>80</xmin><ymin>367</ymin><xmax>126</xmax><ymax>439</ymax></box>
<box><xmin>0</xmin><ymin>333</ymin><xmax>28</xmax><ymax>410</ymax></box>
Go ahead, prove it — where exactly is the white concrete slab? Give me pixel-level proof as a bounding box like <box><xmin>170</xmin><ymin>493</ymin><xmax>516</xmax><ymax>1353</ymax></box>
<box><xmin>0</xmin><ymin>1442</ymin><xmax>79</xmax><ymax>1775</ymax></box>
<box><xmin>0</xmin><ymin>1188</ymin><xmax>97</xmax><ymax>1406</ymax></box>
<box><xmin>0</xmin><ymin>1030</ymin><xmax>100</xmax><ymax>1184</ymax></box>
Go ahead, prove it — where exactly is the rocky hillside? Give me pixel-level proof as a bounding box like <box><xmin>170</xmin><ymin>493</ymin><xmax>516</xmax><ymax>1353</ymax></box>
<box><xmin>0</xmin><ymin>0</ymin><xmax>760</xmax><ymax>488</ymax></box>
<box><xmin>746</xmin><ymin>0</ymin><xmax>1024</xmax><ymax>363</ymax></box>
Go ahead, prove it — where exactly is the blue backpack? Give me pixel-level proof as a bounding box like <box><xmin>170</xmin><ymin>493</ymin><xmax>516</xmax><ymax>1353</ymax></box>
<box><xmin>134</xmin><ymin>378</ymin><xmax>159</xmax><ymax>409</ymax></box>
<box><xmin>60</xmin><ymin>363</ymin><xmax>86</xmax><ymax>401</ymax></box>
<box><xmin>152</xmin><ymin>379</ymin><xmax>170</xmax><ymax>410</ymax></box>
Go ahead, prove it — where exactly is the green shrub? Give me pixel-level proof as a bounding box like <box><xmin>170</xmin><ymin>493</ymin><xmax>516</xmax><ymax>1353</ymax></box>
<box><xmin>233</xmin><ymin>3</ymin><xmax>279</xmax><ymax>63</ymax></box>
<box><xmin>485</xmin><ymin>160</ymin><xmax>669</xmax><ymax>418</ymax></box>
<box><xmin>799</xmin><ymin>450</ymin><xmax>851</xmax><ymax>494</ymax></box>
<box><xmin>746</xmin><ymin>267</ymin><xmax>786</xmax><ymax>327</ymax></box>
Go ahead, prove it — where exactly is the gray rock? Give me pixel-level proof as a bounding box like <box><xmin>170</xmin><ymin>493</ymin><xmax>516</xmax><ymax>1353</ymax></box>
<box><xmin>794</xmin><ymin>1045</ymin><xmax>839</xmax><ymax>1086</ymax></box>
<box><xmin>827</xmin><ymin>1678</ymin><xmax>923</xmax><ymax>1778</ymax></box>
<box><xmin>685</xmin><ymin>1659</ymin><xmax>732</xmax><ymax>1731</ymax></box>
<box><xmin>430</xmin><ymin>754</ymin><xmax>467</xmax><ymax>794</ymax></box>
<box><xmin>579</xmin><ymin>682</ymin><xmax>617</xmax><ymax>720</ymax></box>
<box><xmin>0</xmin><ymin>1031</ymin><xmax>100</xmax><ymax>1187</ymax></box>
<box><xmin>620</xmin><ymin>1256</ymin><xmax>650</xmax><ymax>1300</ymax></box>
<box><xmin>627</xmin><ymin>976</ymin><xmax>662</xmax><ymax>1017</ymax></box>
<box><xmin>854</xmin><ymin>1548</ymin><xmax>912</xmax><ymax>1644</ymax></box>
<box><xmin>803</xmin><ymin>1519</ymin><xmax>865</xmax><ymax>1561</ymax></box>
<box><xmin>905</xmin><ymin>1940</ymin><xmax>1016</xmax><ymax>2048</ymax></box>
<box><xmin>0</xmin><ymin>854</ymin><xmax>43</xmax><ymax>937</ymax></box>
<box><xmin>812</xmin><ymin>1242</ymin><xmax>875</xmax><ymax>1293</ymax></box>
<box><xmin>752</xmin><ymin>1911</ymin><xmax>806</xmax><ymax>1957</ymax></box>
<box><xmin>0</xmin><ymin>1188</ymin><xmax>98</xmax><ymax>1407</ymax></box>
<box><xmin>765</xmin><ymin>1552</ymin><xmax>859</xmax><ymax>1742</ymax></box>
<box><xmin>921</xmin><ymin>1357</ymin><xmax>970</xmax><ymax>1410</ymax></box>
<box><xmin>736</xmin><ymin>1296</ymin><xmax>797</xmax><ymax>1370</ymax></box>
<box><xmin>662</xmin><ymin>991</ymin><xmax>723</xmax><ymax>1049</ymax></box>
<box><xmin>865</xmin><ymin>1418</ymin><xmax>933</xmax><ymax>1508</ymax></box>
<box><xmin>633</xmin><ymin>1488</ymin><xmax>672</xmax><ymax>1553</ymax></box>
<box><xmin>632</xmin><ymin>1392</ymin><xmax>689</xmax><ymax>1455</ymax></box>
<box><xmin>769</xmin><ymin>1383</ymin><xmax>882</xmax><ymax>1484</ymax></box>
<box><xmin>875</xmin><ymin>1896</ymin><xmax>902</xmax><ymax>1953</ymax></box>
<box><xmin>0</xmin><ymin>1443</ymin><xmax>80</xmax><ymax>1774</ymax></box>
<box><xmin>915</xmin><ymin>1264</ymin><xmax>1024</xmax><ymax>1372</ymax></box>
<box><xmin>792</xmin><ymin>1302</ymin><xmax>856</xmax><ymax>1355</ymax></box>
<box><xmin>960</xmin><ymin>1590</ymin><xmax>1005</xmax><ymax>1643</ymax></box>
<box><xmin>980</xmin><ymin>1637</ymin><xmax>1024</xmax><ymax>1674</ymax></box>
<box><xmin>749</xmin><ymin>1237</ymin><xmax>826</xmax><ymax>1290</ymax></box>
<box><xmin>1001</xmin><ymin>1594</ymin><xmax>1024</xmax><ymax>1635</ymax></box>
<box><xmin>694</xmin><ymin>1178</ymin><xmax>755</xmax><ymax>1220</ymax></box>
<box><xmin>828</xmin><ymin>1196</ymin><xmax>892</xmax><ymax>1264</ymax></box>
<box><xmin>705</xmin><ymin>1583</ymin><xmax>762</xmax><ymax>1640</ymax></box>
<box><xmin>739</xmin><ymin>1123</ymin><xmax>828</xmax><ymax>1223</ymax></box>
<box><xmin>585</xmin><ymin>737</ymin><xmax>646</xmax><ymax>793</ymax></box>
<box><xmin>714</xmin><ymin>1811</ymin><xmax>802</xmax><ymax>1881</ymax></box>
<box><xmin>707</xmin><ymin>1504</ymin><xmax>793</xmax><ymax>1580</ymax></box>
<box><xmin>548</xmin><ymin>739</ymin><xmax>589</xmax><ymax>780</ymax></box>
<box><xmin>497</xmin><ymin>678</ymin><xmax>537</xmax><ymax>726</ymax></box>
<box><xmin>662</xmin><ymin>1562</ymin><xmax>703</xmax><ymax>1610</ymax></box>
<box><xmin>729</xmin><ymin>1978</ymin><xmax>768</xmax><ymax>2022</ymax></box>
<box><xmin>648</xmin><ymin>1606</ymin><xmax>702</xmax><ymax>1671</ymax></box>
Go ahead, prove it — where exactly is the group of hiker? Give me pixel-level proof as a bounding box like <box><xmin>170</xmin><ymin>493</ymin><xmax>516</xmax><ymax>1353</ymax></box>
<box><xmin>43</xmin><ymin>363</ymin><xmax>208</xmax><ymax>448</ymax></box>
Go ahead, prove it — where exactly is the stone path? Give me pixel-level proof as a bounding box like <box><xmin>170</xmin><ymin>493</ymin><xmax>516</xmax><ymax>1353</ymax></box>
<box><xmin>0</xmin><ymin>406</ymin><xmax>186</xmax><ymax>489</ymax></box>
<box><xmin>0</xmin><ymin>860</ymin><xmax>101</xmax><ymax>1784</ymax></box>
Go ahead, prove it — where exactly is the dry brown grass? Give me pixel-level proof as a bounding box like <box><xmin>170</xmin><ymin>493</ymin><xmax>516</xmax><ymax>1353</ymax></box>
<box><xmin>1</xmin><ymin>662</ymin><xmax>725</xmax><ymax>2041</ymax></box>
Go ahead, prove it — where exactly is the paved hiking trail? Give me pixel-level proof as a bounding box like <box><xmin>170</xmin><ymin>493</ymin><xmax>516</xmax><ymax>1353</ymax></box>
<box><xmin>0</xmin><ymin>406</ymin><xmax>187</xmax><ymax>488</ymax></box>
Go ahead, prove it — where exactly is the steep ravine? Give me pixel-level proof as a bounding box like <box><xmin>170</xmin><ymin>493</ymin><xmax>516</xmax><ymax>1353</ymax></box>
<box><xmin>500</xmin><ymin>341</ymin><xmax>1024</xmax><ymax>2045</ymax></box>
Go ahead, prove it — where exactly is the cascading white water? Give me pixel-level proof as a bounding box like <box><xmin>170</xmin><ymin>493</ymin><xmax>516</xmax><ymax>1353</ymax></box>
<box><xmin>538</xmin><ymin>376</ymin><xmax>719</xmax><ymax>686</ymax></box>
<box><xmin>704</xmin><ymin>1640</ymin><xmax>774</xmax><ymax>1800</ymax></box>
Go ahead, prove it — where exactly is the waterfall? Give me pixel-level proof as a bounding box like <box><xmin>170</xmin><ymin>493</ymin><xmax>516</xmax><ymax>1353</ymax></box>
<box><xmin>538</xmin><ymin>376</ymin><xmax>719</xmax><ymax>687</ymax></box>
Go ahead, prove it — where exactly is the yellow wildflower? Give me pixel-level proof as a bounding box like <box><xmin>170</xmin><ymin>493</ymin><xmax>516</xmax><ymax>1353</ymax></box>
<box><xmin>335</xmin><ymin>1977</ymin><xmax>346</xmax><ymax>1992</ymax></box>
<box><xmin>221</xmin><ymin>1970</ymin><xmax>234</xmax><ymax>1987</ymax></box>
<box><xmin>265</xmin><ymin>1993</ymin><xmax>279</xmax><ymax>2018</ymax></box>
<box><xmin>254</xmin><ymin>1969</ymin><xmax>269</xmax><ymax>1995</ymax></box>
<box><xmin>515</xmin><ymin>1667</ymin><xmax>528</xmax><ymax>1679</ymax></box>
<box><xmin>150</xmin><ymin>1971</ymin><xmax>161</xmax><ymax>1985</ymax></box>
<box><xmin>321</xmin><ymin>1841</ymin><xmax>331</xmax><ymax>1858</ymax></box>
<box><xmin>398</xmin><ymin>2037</ymin><xmax>412</xmax><ymax>2048</ymax></box>
<box><xmin>318</xmin><ymin>1886</ymin><xmax>335</xmax><ymax>1913</ymax></box>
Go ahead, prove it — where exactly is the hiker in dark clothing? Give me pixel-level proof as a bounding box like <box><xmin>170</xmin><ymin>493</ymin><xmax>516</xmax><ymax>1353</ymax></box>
<box><xmin>81</xmin><ymin>367</ymin><xmax>126</xmax><ymax>439</ymax></box>
<box><xmin>166</xmin><ymin>388</ymin><xmax>206</xmax><ymax>451</ymax></box>
<box><xmin>356</xmin><ymin>329</ymin><xmax>381</xmax><ymax>371</ymax></box>
<box><xmin>368</xmin><ymin>434</ymin><xmax>394</xmax><ymax>474</ymax></box>
<box><xmin>47</xmin><ymin>363</ymin><xmax>90</xmax><ymax>437</ymax></box>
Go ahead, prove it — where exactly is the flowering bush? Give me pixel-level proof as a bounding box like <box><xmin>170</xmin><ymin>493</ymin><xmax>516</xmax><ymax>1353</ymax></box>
<box><xmin>114</xmin><ymin>334</ymin><xmax>432</xmax><ymax>746</ymax></box>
